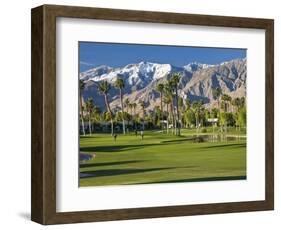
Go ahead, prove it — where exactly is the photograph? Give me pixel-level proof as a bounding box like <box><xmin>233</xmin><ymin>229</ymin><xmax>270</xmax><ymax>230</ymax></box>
<box><xmin>78</xmin><ymin>42</ymin><xmax>247</xmax><ymax>187</ymax></box>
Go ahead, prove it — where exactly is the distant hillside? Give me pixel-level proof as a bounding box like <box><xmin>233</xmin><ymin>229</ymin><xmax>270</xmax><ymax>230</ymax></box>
<box><xmin>80</xmin><ymin>58</ymin><xmax>246</xmax><ymax>113</ymax></box>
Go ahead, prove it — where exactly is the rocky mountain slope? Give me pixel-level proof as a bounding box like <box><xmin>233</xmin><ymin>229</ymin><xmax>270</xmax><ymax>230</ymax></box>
<box><xmin>80</xmin><ymin>58</ymin><xmax>246</xmax><ymax>113</ymax></box>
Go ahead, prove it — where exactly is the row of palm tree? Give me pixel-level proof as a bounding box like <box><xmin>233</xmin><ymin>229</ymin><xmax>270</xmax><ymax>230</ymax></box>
<box><xmin>79</xmin><ymin>78</ymin><xmax>147</xmax><ymax>135</ymax></box>
<box><xmin>79</xmin><ymin>74</ymin><xmax>246</xmax><ymax>136</ymax></box>
<box><xmin>156</xmin><ymin>73</ymin><xmax>182</xmax><ymax>135</ymax></box>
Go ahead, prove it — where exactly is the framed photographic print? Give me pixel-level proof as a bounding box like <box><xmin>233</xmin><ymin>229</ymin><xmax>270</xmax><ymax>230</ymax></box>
<box><xmin>31</xmin><ymin>4</ymin><xmax>274</xmax><ymax>225</ymax></box>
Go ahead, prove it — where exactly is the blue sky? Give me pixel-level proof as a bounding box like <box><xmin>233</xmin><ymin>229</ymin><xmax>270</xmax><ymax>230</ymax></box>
<box><xmin>79</xmin><ymin>42</ymin><xmax>246</xmax><ymax>72</ymax></box>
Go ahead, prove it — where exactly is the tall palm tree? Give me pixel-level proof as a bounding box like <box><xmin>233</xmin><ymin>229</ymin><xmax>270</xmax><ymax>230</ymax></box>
<box><xmin>132</xmin><ymin>103</ymin><xmax>137</xmax><ymax>116</ymax></box>
<box><xmin>92</xmin><ymin>105</ymin><xmax>101</xmax><ymax>131</ymax></box>
<box><xmin>164</xmin><ymin>80</ymin><xmax>175</xmax><ymax>135</ymax></box>
<box><xmin>192</xmin><ymin>101</ymin><xmax>203</xmax><ymax>134</ymax></box>
<box><xmin>212</xmin><ymin>87</ymin><xmax>221</xmax><ymax>108</ymax></box>
<box><xmin>85</xmin><ymin>97</ymin><xmax>94</xmax><ymax>135</ymax></box>
<box><xmin>184</xmin><ymin>98</ymin><xmax>191</xmax><ymax>128</ymax></box>
<box><xmin>163</xmin><ymin>96</ymin><xmax>171</xmax><ymax>133</ymax></box>
<box><xmin>232</xmin><ymin>97</ymin><xmax>242</xmax><ymax>131</ymax></box>
<box><xmin>156</xmin><ymin>83</ymin><xmax>164</xmax><ymax>131</ymax></box>
<box><xmin>124</xmin><ymin>98</ymin><xmax>130</xmax><ymax>113</ymax></box>
<box><xmin>210</xmin><ymin>107</ymin><xmax>218</xmax><ymax>140</ymax></box>
<box><xmin>232</xmin><ymin>97</ymin><xmax>241</xmax><ymax>112</ymax></box>
<box><xmin>98</xmin><ymin>81</ymin><xmax>114</xmax><ymax>135</ymax></box>
<box><xmin>212</xmin><ymin>87</ymin><xmax>222</xmax><ymax>132</ymax></box>
<box><xmin>79</xmin><ymin>80</ymin><xmax>86</xmax><ymax>136</ymax></box>
<box><xmin>129</xmin><ymin>103</ymin><xmax>133</xmax><ymax>117</ymax></box>
<box><xmin>140</xmin><ymin>100</ymin><xmax>145</xmax><ymax>131</ymax></box>
<box><xmin>114</xmin><ymin>78</ymin><xmax>126</xmax><ymax>134</ymax></box>
<box><xmin>124</xmin><ymin>98</ymin><xmax>130</xmax><ymax>130</ymax></box>
<box><xmin>178</xmin><ymin>96</ymin><xmax>184</xmax><ymax>129</ymax></box>
<box><xmin>221</xmin><ymin>94</ymin><xmax>232</xmax><ymax>134</ymax></box>
<box><xmin>132</xmin><ymin>102</ymin><xmax>137</xmax><ymax>129</ymax></box>
<box><xmin>171</xmin><ymin>73</ymin><xmax>181</xmax><ymax>136</ymax></box>
<box><xmin>128</xmin><ymin>103</ymin><xmax>133</xmax><ymax>129</ymax></box>
<box><xmin>221</xmin><ymin>94</ymin><xmax>232</xmax><ymax>112</ymax></box>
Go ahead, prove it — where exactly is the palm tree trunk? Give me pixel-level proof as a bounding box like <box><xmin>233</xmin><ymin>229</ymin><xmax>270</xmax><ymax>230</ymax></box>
<box><xmin>195</xmin><ymin>112</ymin><xmax>199</xmax><ymax>136</ymax></box>
<box><xmin>125</xmin><ymin>106</ymin><xmax>129</xmax><ymax>132</ymax></box>
<box><xmin>212</xmin><ymin>123</ymin><xmax>214</xmax><ymax>142</ymax></box>
<box><xmin>175</xmin><ymin>88</ymin><xmax>180</xmax><ymax>136</ymax></box>
<box><xmin>160</xmin><ymin>92</ymin><xmax>163</xmax><ymax>131</ymax></box>
<box><xmin>196</xmin><ymin>115</ymin><xmax>199</xmax><ymax>135</ymax></box>
<box><xmin>119</xmin><ymin>90</ymin><xmax>126</xmax><ymax>135</ymax></box>
<box><xmin>88</xmin><ymin>111</ymin><xmax>92</xmax><ymax>135</ymax></box>
<box><xmin>79</xmin><ymin>93</ymin><xmax>85</xmax><ymax>136</ymax></box>
<box><xmin>134</xmin><ymin>107</ymin><xmax>136</xmax><ymax>130</ymax></box>
<box><xmin>142</xmin><ymin>109</ymin><xmax>145</xmax><ymax>131</ymax></box>
<box><xmin>166</xmin><ymin>104</ymin><xmax>169</xmax><ymax>134</ymax></box>
<box><xmin>104</xmin><ymin>94</ymin><xmax>114</xmax><ymax>136</ymax></box>
<box><xmin>218</xmin><ymin>99</ymin><xmax>223</xmax><ymax>133</ymax></box>
<box><xmin>110</xmin><ymin>118</ymin><xmax>114</xmax><ymax>136</ymax></box>
<box><xmin>170</xmin><ymin>103</ymin><xmax>175</xmax><ymax>135</ymax></box>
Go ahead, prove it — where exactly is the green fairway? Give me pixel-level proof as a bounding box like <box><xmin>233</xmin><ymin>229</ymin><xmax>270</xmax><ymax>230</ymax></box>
<box><xmin>79</xmin><ymin>130</ymin><xmax>246</xmax><ymax>187</ymax></box>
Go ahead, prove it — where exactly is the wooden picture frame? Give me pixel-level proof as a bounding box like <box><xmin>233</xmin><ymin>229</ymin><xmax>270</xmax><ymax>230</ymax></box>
<box><xmin>31</xmin><ymin>4</ymin><xmax>274</xmax><ymax>225</ymax></box>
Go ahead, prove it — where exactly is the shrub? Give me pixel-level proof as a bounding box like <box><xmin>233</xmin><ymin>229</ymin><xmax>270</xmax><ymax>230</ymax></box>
<box><xmin>193</xmin><ymin>136</ymin><xmax>205</xmax><ymax>143</ymax></box>
<box><xmin>201</xmin><ymin>128</ymin><xmax>207</xmax><ymax>133</ymax></box>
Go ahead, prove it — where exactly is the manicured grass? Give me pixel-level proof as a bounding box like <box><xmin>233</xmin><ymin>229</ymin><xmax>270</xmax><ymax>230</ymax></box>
<box><xmin>79</xmin><ymin>130</ymin><xmax>246</xmax><ymax>187</ymax></box>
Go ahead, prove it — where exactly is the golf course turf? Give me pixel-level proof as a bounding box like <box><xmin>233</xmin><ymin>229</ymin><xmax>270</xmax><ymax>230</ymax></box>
<box><xmin>79</xmin><ymin>130</ymin><xmax>246</xmax><ymax>187</ymax></box>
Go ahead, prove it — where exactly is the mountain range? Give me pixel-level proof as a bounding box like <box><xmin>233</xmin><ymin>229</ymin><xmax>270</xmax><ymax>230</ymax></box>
<box><xmin>79</xmin><ymin>58</ymin><xmax>246</xmax><ymax>113</ymax></box>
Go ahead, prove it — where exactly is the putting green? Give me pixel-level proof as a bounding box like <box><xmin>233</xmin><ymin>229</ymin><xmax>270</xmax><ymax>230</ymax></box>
<box><xmin>79</xmin><ymin>130</ymin><xmax>246</xmax><ymax>187</ymax></box>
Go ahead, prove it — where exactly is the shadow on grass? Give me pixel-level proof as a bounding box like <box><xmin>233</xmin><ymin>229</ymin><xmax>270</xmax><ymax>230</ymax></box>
<box><xmin>135</xmin><ymin>175</ymin><xmax>246</xmax><ymax>185</ymax></box>
<box><xmin>80</xmin><ymin>167</ymin><xmax>173</xmax><ymax>178</ymax></box>
<box><xmin>80</xmin><ymin>160</ymin><xmax>146</xmax><ymax>168</ymax></box>
<box><xmin>80</xmin><ymin>138</ymin><xmax>246</xmax><ymax>154</ymax></box>
<box><xmin>200</xmin><ymin>143</ymin><xmax>246</xmax><ymax>149</ymax></box>
<box><xmin>80</xmin><ymin>143</ymin><xmax>162</xmax><ymax>153</ymax></box>
<box><xmin>161</xmin><ymin>137</ymin><xmax>194</xmax><ymax>144</ymax></box>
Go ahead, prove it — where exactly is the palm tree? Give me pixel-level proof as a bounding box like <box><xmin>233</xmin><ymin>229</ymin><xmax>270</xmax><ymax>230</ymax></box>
<box><xmin>129</xmin><ymin>103</ymin><xmax>133</xmax><ymax>117</ymax></box>
<box><xmin>132</xmin><ymin>103</ymin><xmax>137</xmax><ymax>116</ymax></box>
<box><xmin>114</xmin><ymin>78</ymin><xmax>126</xmax><ymax>134</ymax></box>
<box><xmin>140</xmin><ymin>100</ymin><xmax>145</xmax><ymax>131</ymax></box>
<box><xmin>192</xmin><ymin>101</ymin><xmax>203</xmax><ymax>134</ymax></box>
<box><xmin>79</xmin><ymin>80</ymin><xmax>86</xmax><ymax>136</ymax></box>
<box><xmin>164</xmin><ymin>80</ymin><xmax>175</xmax><ymax>133</ymax></box>
<box><xmin>178</xmin><ymin>96</ymin><xmax>184</xmax><ymax>129</ymax></box>
<box><xmin>98</xmin><ymin>81</ymin><xmax>114</xmax><ymax>135</ymax></box>
<box><xmin>132</xmin><ymin>102</ymin><xmax>137</xmax><ymax>129</ymax></box>
<box><xmin>128</xmin><ymin>103</ymin><xmax>133</xmax><ymax>129</ymax></box>
<box><xmin>221</xmin><ymin>94</ymin><xmax>232</xmax><ymax>112</ymax></box>
<box><xmin>92</xmin><ymin>105</ymin><xmax>101</xmax><ymax>131</ymax></box>
<box><xmin>171</xmin><ymin>73</ymin><xmax>181</xmax><ymax>136</ymax></box>
<box><xmin>124</xmin><ymin>98</ymin><xmax>130</xmax><ymax>130</ymax></box>
<box><xmin>156</xmin><ymin>83</ymin><xmax>164</xmax><ymax>131</ymax></box>
<box><xmin>210</xmin><ymin>107</ymin><xmax>218</xmax><ymax>141</ymax></box>
<box><xmin>184</xmin><ymin>98</ymin><xmax>191</xmax><ymax>128</ymax></box>
<box><xmin>212</xmin><ymin>87</ymin><xmax>222</xmax><ymax>132</ymax></box>
<box><xmin>125</xmin><ymin>98</ymin><xmax>130</xmax><ymax>113</ymax></box>
<box><xmin>221</xmin><ymin>94</ymin><xmax>232</xmax><ymax>135</ymax></box>
<box><xmin>163</xmin><ymin>96</ymin><xmax>171</xmax><ymax>134</ymax></box>
<box><xmin>212</xmin><ymin>87</ymin><xmax>221</xmax><ymax>108</ymax></box>
<box><xmin>85</xmin><ymin>97</ymin><xmax>94</xmax><ymax>135</ymax></box>
<box><xmin>164</xmin><ymin>80</ymin><xmax>175</xmax><ymax>135</ymax></box>
<box><xmin>199</xmin><ymin>100</ymin><xmax>205</xmax><ymax>128</ymax></box>
<box><xmin>232</xmin><ymin>97</ymin><xmax>241</xmax><ymax>131</ymax></box>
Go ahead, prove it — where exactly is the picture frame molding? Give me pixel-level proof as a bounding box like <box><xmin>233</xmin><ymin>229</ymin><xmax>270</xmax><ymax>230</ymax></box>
<box><xmin>31</xmin><ymin>4</ymin><xmax>274</xmax><ymax>225</ymax></box>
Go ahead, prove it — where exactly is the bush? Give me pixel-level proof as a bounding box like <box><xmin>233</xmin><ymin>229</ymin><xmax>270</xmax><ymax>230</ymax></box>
<box><xmin>193</xmin><ymin>136</ymin><xmax>205</xmax><ymax>143</ymax></box>
<box><xmin>201</xmin><ymin>128</ymin><xmax>207</xmax><ymax>133</ymax></box>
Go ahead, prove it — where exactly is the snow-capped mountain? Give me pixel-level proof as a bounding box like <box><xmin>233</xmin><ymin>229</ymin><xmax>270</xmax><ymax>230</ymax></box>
<box><xmin>183</xmin><ymin>62</ymin><xmax>213</xmax><ymax>72</ymax></box>
<box><xmin>80</xmin><ymin>59</ymin><xmax>246</xmax><ymax>112</ymax></box>
<box><xmin>81</xmin><ymin>61</ymin><xmax>184</xmax><ymax>90</ymax></box>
